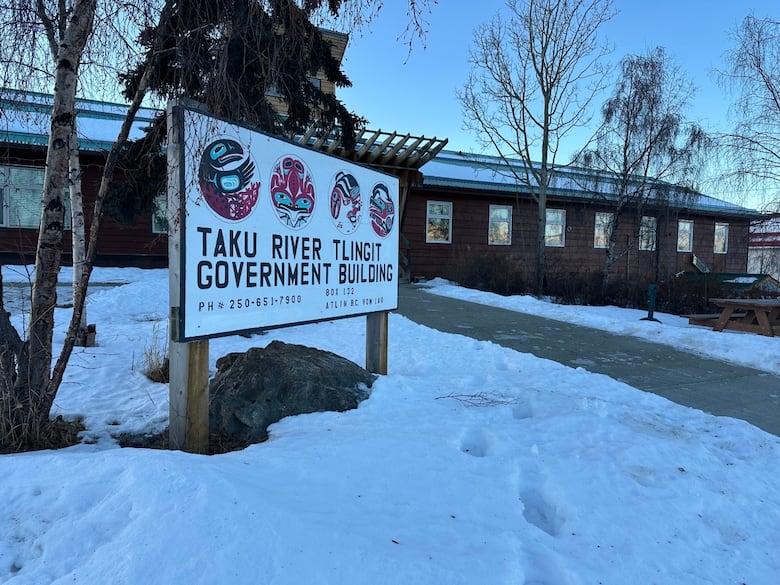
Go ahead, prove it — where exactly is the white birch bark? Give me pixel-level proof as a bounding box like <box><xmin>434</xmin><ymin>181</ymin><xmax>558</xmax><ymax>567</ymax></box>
<box><xmin>69</xmin><ymin>119</ymin><xmax>89</xmax><ymax>341</ymax></box>
<box><xmin>27</xmin><ymin>0</ymin><xmax>96</xmax><ymax>424</ymax></box>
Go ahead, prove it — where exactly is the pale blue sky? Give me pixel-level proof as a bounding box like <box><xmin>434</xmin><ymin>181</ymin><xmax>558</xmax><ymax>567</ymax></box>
<box><xmin>339</xmin><ymin>0</ymin><xmax>777</xmax><ymax>201</ymax></box>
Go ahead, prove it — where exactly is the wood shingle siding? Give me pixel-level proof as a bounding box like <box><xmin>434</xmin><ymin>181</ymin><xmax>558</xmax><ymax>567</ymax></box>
<box><xmin>0</xmin><ymin>146</ymin><xmax>167</xmax><ymax>267</ymax></box>
<box><xmin>402</xmin><ymin>181</ymin><xmax>755</xmax><ymax>291</ymax></box>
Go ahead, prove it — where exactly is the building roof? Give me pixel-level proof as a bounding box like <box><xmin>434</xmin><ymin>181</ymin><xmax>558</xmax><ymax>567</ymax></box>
<box><xmin>0</xmin><ymin>89</ymin><xmax>159</xmax><ymax>152</ymax></box>
<box><xmin>421</xmin><ymin>150</ymin><xmax>763</xmax><ymax>219</ymax></box>
<box><xmin>2</xmin><ymin>89</ymin><xmax>449</xmax><ymax>174</ymax></box>
<box><xmin>0</xmin><ymin>90</ymin><xmax>768</xmax><ymax>220</ymax></box>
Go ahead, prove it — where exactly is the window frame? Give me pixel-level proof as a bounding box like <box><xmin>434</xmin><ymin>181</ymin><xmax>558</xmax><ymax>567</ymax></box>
<box><xmin>594</xmin><ymin>211</ymin><xmax>613</xmax><ymax>249</ymax></box>
<box><xmin>639</xmin><ymin>216</ymin><xmax>657</xmax><ymax>251</ymax></box>
<box><xmin>426</xmin><ymin>200</ymin><xmax>453</xmax><ymax>244</ymax></box>
<box><xmin>152</xmin><ymin>192</ymin><xmax>169</xmax><ymax>235</ymax></box>
<box><xmin>677</xmin><ymin>219</ymin><xmax>694</xmax><ymax>252</ymax></box>
<box><xmin>0</xmin><ymin>164</ymin><xmax>70</xmax><ymax>229</ymax></box>
<box><xmin>545</xmin><ymin>208</ymin><xmax>566</xmax><ymax>247</ymax></box>
<box><xmin>713</xmin><ymin>222</ymin><xmax>729</xmax><ymax>254</ymax></box>
<box><xmin>488</xmin><ymin>204</ymin><xmax>512</xmax><ymax>246</ymax></box>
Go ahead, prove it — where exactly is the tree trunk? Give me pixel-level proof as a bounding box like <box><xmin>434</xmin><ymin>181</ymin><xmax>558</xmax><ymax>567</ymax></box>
<box><xmin>0</xmin><ymin>269</ymin><xmax>23</xmax><ymax>414</ymax></box>
<box><xmin>536</xmin><ymin>197</ymin><xmax>547</xmax><ymax>296</ymax></box>
<box><xmin>602</xmin><ymin>243</ymin><xmax>615</xmax><ymax>301</ymax></box>
<box><xmin>601</xmin><ymin>214</ymin><xmax>621</xmax><ymax>301</ymax></box>
<box><xmin>21</xmin><ymin>0</ymin><xmax>96</xmax><ymax>431</ymax></box>
<box><xmin>49</xmin><ymin>0</ymin><xmax>178</xmax><ymax>401</ymax></box>
<box><xmin>69</xmin><ymin>120</ymin><xmax>90</xmax><ymax>346</ymax></box>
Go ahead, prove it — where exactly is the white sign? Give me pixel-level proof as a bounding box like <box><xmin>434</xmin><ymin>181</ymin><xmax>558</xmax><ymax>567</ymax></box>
<box><xmin>171</xmin><ymin>106</ymin><xmax>399</xmax><ymax>341</ymax></box>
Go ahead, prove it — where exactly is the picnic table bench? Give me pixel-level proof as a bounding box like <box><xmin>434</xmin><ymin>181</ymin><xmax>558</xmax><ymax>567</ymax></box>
<box><xmin>684</xmin><ymin>312</ymin><xmax>743</xmax><ymax>327</ymax></box>
<box><xmin>686</xmin><ymin>298</ymin><xmax>780</xmax><ymax>337</ymax></box>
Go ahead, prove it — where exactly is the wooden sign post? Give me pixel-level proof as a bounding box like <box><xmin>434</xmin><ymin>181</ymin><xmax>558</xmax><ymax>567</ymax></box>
<box><xmin>168</xmin><ymin>339</ymin><xmax>209</xmax><ymax>453</ymax></box>
<box><xmin>366</xmin><ymin>311</ymin><xmax>389</xmax><ymax>375</ymax></box>
<box><xmin>167</xmin><ymin>102</ymin><xmax>210</xmax><ymax>453</ymax></box>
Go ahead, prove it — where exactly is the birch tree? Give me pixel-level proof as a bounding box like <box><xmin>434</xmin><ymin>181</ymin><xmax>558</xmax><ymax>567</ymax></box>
<box><xmin>576</xmin><ymin>48</ymin><xmax>707</xmax><ymax>298</ymax></box>
<box><xmin>459</xmin><ymin>0</ymin><xmax>614</xmax><ymax>295</ymax></box>
<box><xmin>720</xmin><ymin>14</ymin><xmax>780</xmax><ymax>211</ymax></box>
<box><xmin>0</xmin><ymin>0</ymin><xmax>169</xmax><ymax>450</ymax></box>
<box><xmin>69</xmin><ymin>120</ymin><xmax>89</xmax><ymax>343</ymax></box>
<box><xmin>0</xmin><ymin>0</ymin><xmax>97</xmax><ymax>448</ymax></box>
<box><xmin>0</xmin><ymin>0</ymin><xmax>434</xmax><ymax>451</ymax></box>
<box><xmin>35</xmin><ymin>2</ymin><xmax>95</xmax><ymax>344</ymax></box>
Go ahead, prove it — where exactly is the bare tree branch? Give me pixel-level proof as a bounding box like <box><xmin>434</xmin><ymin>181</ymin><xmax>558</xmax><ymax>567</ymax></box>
<box><xmin>718</xmin><ymin>15</ymin><xmax>780</xmax><ymax>211</ymax></box>
<box><xmin>459</xmin><ymin>0</ymin><xmax>614</xmax><ymax>295</ymax></box>
<box><xmin>575</xmin><ymin>47</ymin><xmax>708</xmax><ymax>297</ymax></box>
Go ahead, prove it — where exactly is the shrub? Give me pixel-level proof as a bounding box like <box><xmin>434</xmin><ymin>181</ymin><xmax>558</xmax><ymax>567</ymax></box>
<box><xmin>454</xmin><ymin>253</ymin><xmax>529</xmax><ymax>296</ymax></box>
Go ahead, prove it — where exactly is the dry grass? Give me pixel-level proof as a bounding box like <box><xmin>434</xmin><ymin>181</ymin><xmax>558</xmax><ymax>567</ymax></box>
<box><xmin>142</xmin><ymin>323</ymin><xmax>169</xmax><ymax>383</ymax></box>
<box><xmin>0</xmin><ymin>414</ymin><xmax>84</xmax><ymax>454</ymax></box>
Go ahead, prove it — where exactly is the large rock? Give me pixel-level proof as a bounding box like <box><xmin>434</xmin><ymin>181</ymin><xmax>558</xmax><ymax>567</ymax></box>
<box><xmin>209</xmin><ymin>340</ymin><xmax>375</xmax><ymax>444</ymax></box>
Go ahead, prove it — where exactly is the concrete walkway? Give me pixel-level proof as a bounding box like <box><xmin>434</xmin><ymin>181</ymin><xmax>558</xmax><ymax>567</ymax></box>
<box><xmin>395</xmin><ymin>284</ymin><xmax>780</xmax><ymax>437</ymax></box>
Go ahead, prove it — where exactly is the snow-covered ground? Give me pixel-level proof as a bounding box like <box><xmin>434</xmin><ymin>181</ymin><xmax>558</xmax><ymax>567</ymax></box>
<box><xmin>1</xmin><ymin>266</ymin><xmax>778</xmax><ymax>585</ymax></box>
<box><xmin>421</xmin><ymin>277</ymin><xmax>780</xmax><ymax>374</ymax></box>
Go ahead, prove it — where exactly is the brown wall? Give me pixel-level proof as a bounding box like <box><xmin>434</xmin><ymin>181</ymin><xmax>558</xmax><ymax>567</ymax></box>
<box><xmin>266</xmin><ymin>29</ymin><xmax>348</xmax><ymax>118</ymax></box>
<box><xmin>402</xmin><ymin>187</ymin><xmax>752</xmax><ymax>291</ymax></box>
<box><xmin>2</xmin><ymin>144</ymin><xmax>753</xmax><ymax>284</ymax></box>
<box><xmin>0</xmin><ymin>147</ymin><xmax>167</xmax><ymax>267</ymax></box>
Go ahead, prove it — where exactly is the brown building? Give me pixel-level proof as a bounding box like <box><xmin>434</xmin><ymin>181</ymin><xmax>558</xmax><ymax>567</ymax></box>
<box><xmin>0</xmin><ymin>90</ymin><xmax>167</xmax><ymax>267</ymax></box>
<box><xmin>266</xmin><ymin>29</ymin><xmax>349</xmax><ymax>119</ymax></box>
<box><xmin>749</xmin><ymin>217</ymin><xmax>780</xmax><ymax>281</ymax></box>
<box><xmin>405</xmin><ymin>151</ymin><xmax>763</xmax><ymax>301</ymax></box>
<box><xmin>1</xmin><ymin>89</ymin><xmax>765</xmax><ymax>304</ymax></box>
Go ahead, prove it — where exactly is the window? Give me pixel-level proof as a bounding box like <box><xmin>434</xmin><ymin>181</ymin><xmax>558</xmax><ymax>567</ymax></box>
<box><xmin>594</xmin><ymin>212</ymin><xmax>613</xmax><ymax>248</ymax></box>
<box><xmin>677</xmin><ymin>219</ymin><xmax>694</xmax><ymax>252</ymax></box>
<box><xmin>152</xmin><ymin>193</ymin><xmax>168</xmax><ymax>234</ymax></box>
<box><xmin>0</xmin><ymin>165</ymin><xmax>45</xmax><ymax>228</ymax></box>
<box><xmin>545</xmin><ymin>209</ymin><xmax>566</xmax><ymax>247</ymax></box>
<box><xmin>426</xmin><ymin>201</ymin><xmax>452</xmax><ymax>243</ymax></box>
<box><xmin>639</xmin><ymin>216</ymin><xmax>657</xmax><ymax>251</ymax></box>
<box><xmin>488</xmin><ymin>205</ymin><xmax>512</xmax><ymax>245</ymax></box>
<box><xmin>0</xmin><ymin>165</ymin><xmax>73</xmax><ymax>229</ymax></box>
<box><xmin>714</xmin><ymin>222</ymin><xmax>728</xmax><ymax>254</ymax></box>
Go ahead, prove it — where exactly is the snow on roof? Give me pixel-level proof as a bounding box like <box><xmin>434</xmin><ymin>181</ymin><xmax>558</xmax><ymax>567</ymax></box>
<box><xmin>421</xmin><ymin>150</ymin><xmax>762</xmax><ymax>218</ymax></box>
<box><xmin>723</xmin><ymin>276</ymin><xmax>760</xmax><ymax>284</ymax></box>
<box><xmin>0</xmin><ymin>88</ymin><xmax>159</xmax><ymax>152</ymax></box>
<box><xmin>0</xmin><ymin>90</ymin><xmax>770</xmax><ymax>221</ymax></box>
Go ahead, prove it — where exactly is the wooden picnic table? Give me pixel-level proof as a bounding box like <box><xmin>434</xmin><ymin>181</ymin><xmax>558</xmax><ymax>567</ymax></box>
<box><xmin>709</xmin><ymin>298</ymin><xmax>780</xmax><ymax>337</ymax></box>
